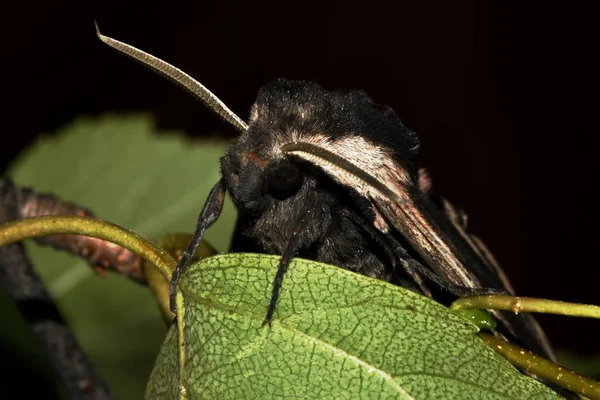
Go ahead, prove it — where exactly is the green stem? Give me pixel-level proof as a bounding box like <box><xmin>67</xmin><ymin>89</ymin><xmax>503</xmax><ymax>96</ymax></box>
<box><xmin>145</xmin><ymin>233</ymin><xmax>218</xmax><ymax>325</ymax></box>
<box><xmin>479</xmin><ymin>333</ymin><xmax>600</xmax><ymax>400</ymax></box>
<box><xmin>144</xmin><ymin>263</ymin><xmax>174</xmax><ymax>325</ymax></box>
<box><xmin>450</xmin><ymin>295</ymin><xmax>600</xmax><ymax>319</ymax></box>
<box><xmin>0</xmin><ymin>215</ymin><xmax>175</xmax><ymax>281</ymax></box>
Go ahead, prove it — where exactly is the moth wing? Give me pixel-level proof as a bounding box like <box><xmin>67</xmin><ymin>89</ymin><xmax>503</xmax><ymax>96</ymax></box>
<box><xmin>432</xmin><ymin>195</ymin><xmax>557</xmax><ymax>361</ymax></box>
<box><xmin>374</xmin><ymin>191</ymin><xmax>556</xmax><ymax>361</ymax></box>
<box><xmin>284</xmin><ymin>142</ymin><xmax>555</xmax><ymax>360</ymax></box>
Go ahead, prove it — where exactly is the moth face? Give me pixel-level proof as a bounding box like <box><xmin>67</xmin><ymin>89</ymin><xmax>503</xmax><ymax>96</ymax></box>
<box><xmin>220</xmin><ymin>136</ymin><xmax>310</xmax><ymax>217</ymax></box>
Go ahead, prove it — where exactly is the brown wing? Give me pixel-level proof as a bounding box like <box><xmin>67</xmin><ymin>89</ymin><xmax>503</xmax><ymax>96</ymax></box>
<box><xmin>372</xmin><ymin>178</ymin><xmax>556</xmax><ymax>361</ymax></box>
<box><xmin>435</xmin><ymin>196</ymin><xmax>557</xmax><ymax>361</ymax></box>
<box><xmin>284</xmin><ymin>140</ymin><xmax>556</xmax><ymax>361</ymax></box>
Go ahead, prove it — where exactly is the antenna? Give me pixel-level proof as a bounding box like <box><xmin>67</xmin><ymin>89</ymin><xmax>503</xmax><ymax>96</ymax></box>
<box><xmin>95</xmin><ymin>22</ymin><xmax>248</xmax><ymax>132</ymax></box>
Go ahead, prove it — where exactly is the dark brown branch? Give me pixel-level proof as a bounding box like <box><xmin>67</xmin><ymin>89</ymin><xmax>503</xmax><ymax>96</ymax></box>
<box><xmin>1</xmin><ymin>178</ymin><xmax>145</xmax><ymax>284</ymax></box>
<box><xmin>0</xmin><ymin>178</ymin><xmax>114</xmax><ymax>400</ymax></box>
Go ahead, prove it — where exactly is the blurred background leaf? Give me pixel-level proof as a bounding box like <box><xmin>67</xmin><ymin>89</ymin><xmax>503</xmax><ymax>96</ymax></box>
<box><xmin>2</xmin><ymin>114</ymin><xmax>237</xmax><ymax>399</ymax></box>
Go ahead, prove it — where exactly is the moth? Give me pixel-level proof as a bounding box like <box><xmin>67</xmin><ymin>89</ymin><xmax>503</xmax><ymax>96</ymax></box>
<box><xmin>95</xmin><ymin>25</ymin><xmax>555</xmax><ymax>361</ymax></box>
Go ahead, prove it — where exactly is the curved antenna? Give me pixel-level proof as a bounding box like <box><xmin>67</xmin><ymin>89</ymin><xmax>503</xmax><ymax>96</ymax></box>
<box><xmin>281</xmin><ymin>142</ymin><xmax>403</xmax><ymax>203</ymax></box>
<box><xmin>94</xmin><ymin>22</ymin><xmax>248</xmax><ymax>132</ymax></box>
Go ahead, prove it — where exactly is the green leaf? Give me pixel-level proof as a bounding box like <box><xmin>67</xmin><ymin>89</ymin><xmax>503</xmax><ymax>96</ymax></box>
<box><xmin>4</xmin><ymin>114</ymin><xmax>237</xmax><ymax>399</ymax></box>
<box><xmin>147</xmin><ymin>253</ymin><xmax>562</xmax><ymax>400</ymax></box>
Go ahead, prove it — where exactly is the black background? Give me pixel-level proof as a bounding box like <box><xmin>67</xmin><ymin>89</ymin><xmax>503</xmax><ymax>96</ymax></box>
<box><xmin>1</xmin><ymin>1</ymin><xmax>597</xmax><ymax>360</ymax></box>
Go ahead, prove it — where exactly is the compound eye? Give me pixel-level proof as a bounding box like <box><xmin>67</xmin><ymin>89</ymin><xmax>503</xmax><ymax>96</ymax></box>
<box><xmin>265</xmin><ymin>160</ymin><xmax>304</xmax><ymax>200</ymax></box>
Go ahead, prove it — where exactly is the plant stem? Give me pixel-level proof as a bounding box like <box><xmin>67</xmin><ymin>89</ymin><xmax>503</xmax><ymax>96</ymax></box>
<box><xmin>0</xmin><ymin>179</ymin><xmax>113</xmax><ymax>399</ymax></box>
<box><xmin>0</xmin><ymin>215</ymin><xmax>176</xmax><ymax>281</ymax></box>
<box><xmin>451</xmin><ymin>295</ymin><xmax>600</xmax><ymax>319</ymax></box>
<box><xmin>145</xmin><ymin>234</ymin><xmax>218</xmax><ymax>325</ymax></box>
<box><xmin>479</xmin><ymin>333</ymin><xmax>600</xmax><ymax>400</ymax></box>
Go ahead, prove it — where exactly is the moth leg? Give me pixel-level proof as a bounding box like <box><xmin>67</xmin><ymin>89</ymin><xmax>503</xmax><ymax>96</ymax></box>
<box><xmin>169</xmin><ymin>179</ymin><xmax>226</xmax><ymax>313</ymax></box>
<box><xmin>263</xmin><ymin>230</ymin><xmax>304</xmax><ymax>326</ymax></box>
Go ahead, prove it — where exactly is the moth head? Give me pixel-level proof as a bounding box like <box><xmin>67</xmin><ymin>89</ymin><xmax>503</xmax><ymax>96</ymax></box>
<box><xmin>219</xmin><ymin>149</ymin><xmax>309</xmax><ymax>216</ymax></box>
<box><xmin>245</xmin><ymin>79</ymin><xmax>422</xmax><ymax>203</ymax></box>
